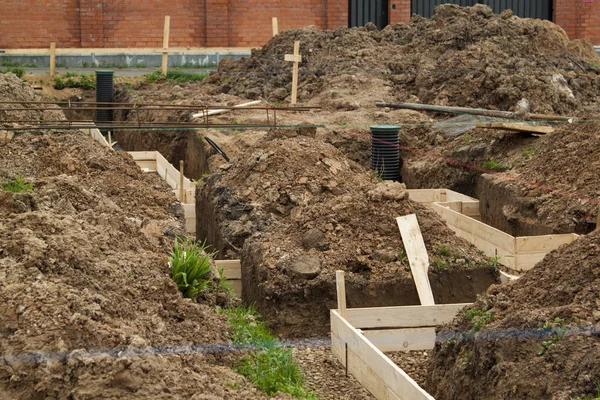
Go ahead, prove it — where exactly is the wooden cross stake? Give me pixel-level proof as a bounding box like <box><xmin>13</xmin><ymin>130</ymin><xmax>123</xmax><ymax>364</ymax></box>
<box><xmin>284</xmin><ymin>41</ymin><xmax>301</xmax><ymax>105</ymax></box>
<box><xmin>272</xmin><ymin>17</ymin><xmax>279</xmax><ymax>36</ymax></box>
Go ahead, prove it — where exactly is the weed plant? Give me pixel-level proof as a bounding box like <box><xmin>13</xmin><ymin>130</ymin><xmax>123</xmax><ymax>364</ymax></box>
<box><xmin>464</xmin><ymin>308</ymin><xmax>494</xmax><ymax>331</ymax></box>
<box><xmin>538</xmin><ymin>317</ymin><xmax>568</xmax><ymax>356</ymax></box>
<box><xmin>220</xmin><ymin>305</ymin><xmax>315</xmax><ymax>399</ymax></box>
<box><xmin>2</xmin><ymin>176</ymin><xmax>33</xmax><ymax>193</ymax></box>
<box><xmin>169</xmin><ymin>238</ymin><xmax>214</xmax><ymax>298</ymax></box>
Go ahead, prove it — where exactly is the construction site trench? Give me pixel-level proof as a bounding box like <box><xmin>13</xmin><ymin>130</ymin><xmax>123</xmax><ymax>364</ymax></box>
<box><xmin>3</xmin><ymin>4</ymin><xmax>600</xmax><ymax>400</ymax></box>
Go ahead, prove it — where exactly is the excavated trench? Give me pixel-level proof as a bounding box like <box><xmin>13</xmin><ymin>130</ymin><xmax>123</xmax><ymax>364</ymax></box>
<box><xmin>92</xmin><ymin>115</ymin><xmax>573</xmax><ymax>337</ymax></box>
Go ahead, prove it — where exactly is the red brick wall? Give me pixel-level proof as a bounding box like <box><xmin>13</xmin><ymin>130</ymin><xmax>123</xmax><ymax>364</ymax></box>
<box><xmin>0</xmin><ymin>0</ymin><xmax>81</xmax><ymax>48</ymax></box>
<box><xmin>388</xmin><ymin>0</ymin><xmax>411</xmax><ymax>24</ymax></box>
<box><xmin>0</xmin><ymin>0</ymin><xmax>598</xmax><ymax>49</ymax></box>
<box><xmin>555</xmin><ymin>0</ymin><xmax>600</xmax><ymax>44</ymax></box>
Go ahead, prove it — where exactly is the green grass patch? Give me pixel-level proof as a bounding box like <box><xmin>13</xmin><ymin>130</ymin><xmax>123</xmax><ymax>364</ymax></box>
<box><xmin>2</xmin><ymin>176</ymin><xmax>33</xmax><ymax>193</ymax></box>
<box><xmin>53</xmin><ymin>73</ymin><xmax>96</xmax><ymax>90</ymax></box>
<box><xmin>483</xmin><ymin>159</ymin><xmax>510</xmax><ymax>172</ymax></box>
<box><xmin>437</xmin><ymin>244</ymin><xmax>451</xmax><ymax>257</ymax></box>
<box><xmin>220</xmin><ymin>305</ymin><xmax>315</xmax><ymax>399</ymax></box>
<box><xmin>433</xmin><ymin>257</ymin><xmax>449</xmax><ymax>271</ymax></box>
<box><xmin>464</xmin><ymin>308</ymin><xmax>494</xmax><ymax>331</ymax></box>
<box><xmin>522</xmin><ymin>149</ymin><xmax>536</xmax><ymax>160</ymax></box>
<box><xmin>0</xmin><ymin>67</ymin><xmax>25</xmax><ymax>78</ymax></box>
<box><xmin>169</xmin><ymin>238</ymin><xmax>214</xmax><ymax>298</ymax></box>
<box><xmin>145</xmin><ymin>70</ymin><xmax>209</xmax><ymax>84</ymax></box>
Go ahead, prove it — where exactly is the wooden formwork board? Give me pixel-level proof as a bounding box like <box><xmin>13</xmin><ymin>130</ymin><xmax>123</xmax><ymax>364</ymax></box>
<box><xmin>215</xmin><ymin>259</ymin><xmax>242</xmax><ymax>297</ymax></box>
<box><xmin>362</xmin><ymin>327</ymin><xmax>436</xmax><ymax>352</ymax></box>
<box><xmin>331</xmin><ymin>310</ymin><xmax>435</xmax><ymax>400</ymax></box>
<box><xmin>407</xmin><ymin>189</ymin><xmax>477</xmax><ymax>205</ymax></box>
<box><xmin>344</xmin><ymin>303</ymin><xmax>471</xmax><ymax>330</ymax></box>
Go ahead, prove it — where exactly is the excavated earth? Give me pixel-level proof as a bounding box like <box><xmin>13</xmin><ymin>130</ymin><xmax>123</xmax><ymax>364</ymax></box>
<box><xmin>427</xmin><ymin>229</ymin><xmax>600</xmax><ymax>400</ymax></box>
<box><xmin>198</xmin><ymin>128</ymin><xmax>498</xmax><ymax>336</ymax></box>
<box><xmin>0</xmin><ymin>74</ymin><xmax>270</xmax><ymax>399</ymax></box>
<box><xmin>206</xmin><ymin>4</ymin><xmax>600</xmax><ymax>237</ymax></box>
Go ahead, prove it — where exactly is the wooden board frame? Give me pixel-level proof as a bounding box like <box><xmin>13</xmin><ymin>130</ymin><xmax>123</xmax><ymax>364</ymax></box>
<box><xmin>331</xmin><ymin>270</ymin><xmax>470</xmax><ymax>399</ymax></box>
<box><xmin>407</xmin><ymin>189</ymin><xmax>578</xmax><ymax>274</ymax></box>
<box><xmin>215</xmin><ymin>259</ymin><xmax>242</xmax><ymax>297</ymax></box>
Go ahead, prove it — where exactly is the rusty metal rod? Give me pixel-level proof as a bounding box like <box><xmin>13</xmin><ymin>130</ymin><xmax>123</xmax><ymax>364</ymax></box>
<box><xmin>3</xmin><ymin>124</ymin><xmax>321</xmax><ymax>131</ymax></box>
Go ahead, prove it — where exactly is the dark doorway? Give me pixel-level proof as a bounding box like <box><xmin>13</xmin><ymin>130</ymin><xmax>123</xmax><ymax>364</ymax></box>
<box><xmin>411</xmin><ymin>0</ymin><xmax>553</xmax><ymax>21</ymax></box>
<box><xmin>349</xmin><ymin>0</ymin><xmax>390</xmax><ymax>30</ymax></box>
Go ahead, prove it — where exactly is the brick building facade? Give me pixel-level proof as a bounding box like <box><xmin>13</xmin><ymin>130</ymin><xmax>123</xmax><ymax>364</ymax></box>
<box><xmin>0</xmin><ymin>0</ymin><xmax>598</xmax><ymax>49</ymax></box>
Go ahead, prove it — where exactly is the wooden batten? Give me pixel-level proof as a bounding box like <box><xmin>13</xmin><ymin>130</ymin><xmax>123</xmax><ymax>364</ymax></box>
<box><xmin>362</xmin><ymin>327</ymin><xmax>436</xmax><ymax>352</ymax></box>
<box><xmin>215</xmin><ymin>259</ymin><xmax>242</xmax><ymax>296</ymax></box>
<box><xmin>396</xmin><ymin>214</ymin><xmax>435</xmax><ymax>306</ymax></box>
<box><xmin>331</xmin><ymin>310</ymin><xmax>435</xmax><ymax>400</ymax></box>
<box><xmin>344</xmin><ymin>303</ymin><xmax>471</xmax><ymax>329</ymax></box>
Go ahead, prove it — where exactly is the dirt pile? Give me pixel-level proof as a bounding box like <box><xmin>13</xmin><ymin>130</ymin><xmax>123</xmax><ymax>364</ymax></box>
<box><xmin>427</xmin><ymin>230</ymin><xmax>600</xmax><ymax>399</ymax></box>
<box><xmin>0</xmin><ymin>73</ymin><xmax>64</xmax><ymax>126</ymax></box>
<box><xmin>210</xmin><ymin>4</ymin><xmax>600</xmax><ymax>115</ymax></box>
<box><xmin>0</xmin><ymin>78</ymin><xmax>266</xmax><ymax>398</ymax></box>
<box><xmin>198</xmin><ymin>128</ymin><xmax>498</xmax><ymax>336</ymax></box>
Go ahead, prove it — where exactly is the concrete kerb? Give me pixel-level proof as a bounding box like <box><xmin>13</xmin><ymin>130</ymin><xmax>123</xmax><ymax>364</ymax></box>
<box><xmin>0</xmin><ymin>50</ymin><xmax>250</xmax><ymax>69</ymax></box>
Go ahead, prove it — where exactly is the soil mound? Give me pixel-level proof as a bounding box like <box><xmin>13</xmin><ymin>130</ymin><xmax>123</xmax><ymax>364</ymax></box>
<box><xmin>210</xmin><ymin>4</ymin><xmax>600</xmax><ymax>114</ymax></box>
<box><xmin>198</xmin><ymin>128</ymin><xmax>498</xmax><ymax>336</ymax></box>
<box><xmin>0</xmin><ymin>73</ymin><xmax>64</xmax><ymax>125</ymax></box>
<box><xmin>0</xmin><ymin>79</ymin><xmax>264</xmax><ymax>399</ymax></box>
<box><xmin>427</xmin><ymin>231</ymin><xmax>600</xmax><ymax>399</ymax></box>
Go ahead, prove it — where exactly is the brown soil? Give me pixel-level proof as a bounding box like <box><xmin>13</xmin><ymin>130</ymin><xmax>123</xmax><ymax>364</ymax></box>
<box><xmin>210</xmin><ymin>5</ymin><xmax>600</xmax><ymax>115</ymax></box>
<box><xmin>198</xmin><ymin>129</ymin><xmax>498</xmax><ymax>336</ymax></box>
<box><xmin>0</xmin><ymin>76</ymin><xmax>266</xmax><ymax>399</ymax></box>
<box><xmin>427</xmin><ymin>230</ymin><xmax>600</xmax><ymax>400</ymax></box>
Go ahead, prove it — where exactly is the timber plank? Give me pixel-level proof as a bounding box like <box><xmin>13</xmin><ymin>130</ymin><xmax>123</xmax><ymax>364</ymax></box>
<box><xmin>396</xmin><ymin>214</ymin><xmax>435</xmax><ymax>306</ymax></box>
<box><xmin>345</xmin><ymin>303</ymin><xmax>471</xmax><ymax>329</ymax></box>
<box><xmin>363</xmin><ymin>327</ymin><xmax>436</xmax><ymax>352</ymax></box>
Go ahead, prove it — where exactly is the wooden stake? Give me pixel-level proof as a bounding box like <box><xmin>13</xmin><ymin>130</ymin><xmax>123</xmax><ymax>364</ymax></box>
<box><xmin>161</xmin><ymin>16</ymin><xmax>171</xmax><ymax>76</ymax></box>
<box><xmin>284</xmin><ymin>41</ymin><xmax>301</xmax><ymax>105</ymax></box>
<box><xmin>272</xmin><ymin>17</ymin><xmax>279</xmax><ymax>36</ymax></box>
<box><xmin>336</xmin><ymin>270</ymin><xmax>347</xmax><ymax>317</ymax></box>
<box><xmin>49</xmin><ymin>42</ymin><xmax>56</xmax><ymax>77</ymax></box>
<box><xmin>179</xmin><ymin>160</ymin><xmax>184</xmax><ymax>202</ymax></box>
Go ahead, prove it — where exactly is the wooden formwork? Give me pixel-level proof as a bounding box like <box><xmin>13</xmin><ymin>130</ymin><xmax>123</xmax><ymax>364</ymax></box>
<box><xmin>407</xmin><ymin>189</ymin><xmax>579</xmax><ymax>274</ymax></box>
<box><xmin>332</xmin><ymin>271</ymin><xmax>469</xmax><ymax>400</ymax></box>
<box><xmin>214</xmin><ymin>259</ymin><xmax>242</xmax><ymax>297</ymax></box>
<box><xmin>128</xmin><ymin>151</ymin><xmax>196</xmax><ymax>234</ymax></box>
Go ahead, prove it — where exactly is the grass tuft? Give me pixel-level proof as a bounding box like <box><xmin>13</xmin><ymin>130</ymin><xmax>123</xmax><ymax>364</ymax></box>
<box><xmin>538</xmin><ymin>317</ymin><xmax>568</xmax><ymax>356</ymax></box>
<box><xmin>169</xmin><ymin>238</ymin><xmax>214</xmax><ymax>298</ymax></box>
<box><xmin>145</xmin><ymin>70</ymin><xmax>208</xmax><ymax>84</ymax></box>
<box><xmin>53</xmin><ymin>73</ymin><xmax>96</xmax><ymax>90</ymax></box>
<box><xmin>0</xmin><ymin>67</ymin><xmax>25</xmax><ymax>78</ymax></box>
<box><xmin>464</xmin><ymin>308</ymin><xmax>494</xmax><ymax>332</ymax></box>
<box><xmin>2</xmin><ymin>176</ymin><xmax>33</xmax><ymax>193</ymax></box>
<box><xmin>220</xmin><ymin>305</ymin><xmax>315</xmax><ymax>399</ymax></box>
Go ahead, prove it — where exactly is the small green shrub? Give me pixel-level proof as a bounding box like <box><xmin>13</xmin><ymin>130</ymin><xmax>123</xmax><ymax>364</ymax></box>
<box><xmin>538</xmin><ymin>317</ymin><xmax>568</xmax><ymax>356</ymax></box>
<box><xmin>464</xmin><ymin>308</ymin><xmax>494</xmax><ymax>331</ymax></box>
<box><xmin>0</xmin><ymin>67</ymin><xmax>25</xmax><ymax>78</ymax></box>
<box><xmin>437</xmin><ymin>244</ymin><xmax>451</xmax><ymax>257</ymax></box>
<box><xmin>169</xmin><ymin>238</ymin><xmax>214</xmax><ymax>298</ymax></box>
<box><xmin>53</xmin><ymin>73</ymin><xmax>96</xmax><ymax>90</ymax></box>
<box><xmin>2</xmin><ymin>176</ymin><xmax>33</xmax><ymax>193</ymax></box>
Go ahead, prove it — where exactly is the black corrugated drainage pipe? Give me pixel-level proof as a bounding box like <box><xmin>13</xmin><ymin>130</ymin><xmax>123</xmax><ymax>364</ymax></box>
<box><xmin>370</xmin><ymin>124</ymin><xmax>401</xmax><ymax>182</ymax></box>
<box><xmin>95</xmin><ymin>70</ymin><xmax>114</xmax><ymax>134</ymax></box>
